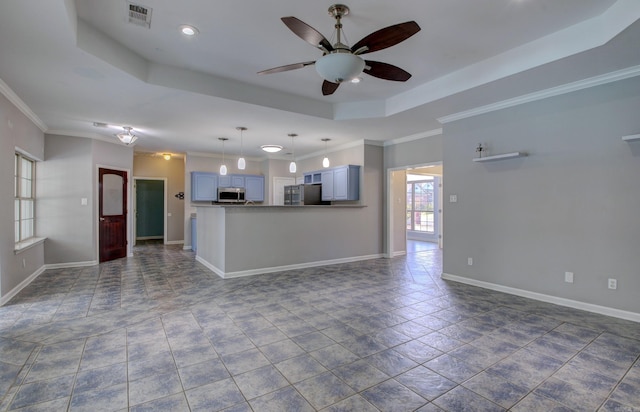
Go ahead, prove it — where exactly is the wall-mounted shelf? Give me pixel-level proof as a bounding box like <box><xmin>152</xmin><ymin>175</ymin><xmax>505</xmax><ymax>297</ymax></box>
<box><xmin>622</xmin><ymin>134</ymin><xmax>640</xmax><ymax>142</ymax></box>
<box><xmin>473</xmin><ymin>152</ymin><xmax>527</xmax><ymax>162</ymax></box>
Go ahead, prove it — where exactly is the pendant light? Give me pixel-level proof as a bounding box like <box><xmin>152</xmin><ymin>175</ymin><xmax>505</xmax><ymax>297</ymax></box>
<box><xmin>321</xmin><ymin>138</ymin><xmax>331</xmax><ymax>168</ymax></box>
<box><xmin>236</xmin><ymin>127</ymin><xmax>246</xmax><ymax>170</ymax></box>
<box><xmin>218</xmin><ymin>137</ymin><xmax>228</xmax><ymax>175</ymax></box>
<box><xmin>288</xmin><ymin>133</ymin><xmax>297</xmax><ymax>173</ymax></box>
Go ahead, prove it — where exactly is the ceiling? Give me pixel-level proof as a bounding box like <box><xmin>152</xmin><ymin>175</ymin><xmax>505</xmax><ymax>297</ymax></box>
<box><xmin>0</xmin><ymin>0</ymin><xmax>639</xmax><ymax>160</ymax></box>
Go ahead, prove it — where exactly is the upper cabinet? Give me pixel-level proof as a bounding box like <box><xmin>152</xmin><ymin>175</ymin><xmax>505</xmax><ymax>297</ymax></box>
<box><xmin>191</xmin><ymin>172</ymin><xmax>218</xmax><ymax>201</ymax></box>
<box><xmin>321</xmin><ymin>165</ymin><xmax>360</xmax><ymax>201</ymax></box>
<box><xmin>304</xmin><ymin>171</ymin><xmax>323</xmax><ymax>185</ymax></box>
<box><xmin>191</xmin><ymin>172</ymin><xmax>264</xmax><ymax>202</ymax></box>
<box><xmin>245</xmin><ymin>175</ymin><xmax>265</xmax><ymax>202</ymax></box>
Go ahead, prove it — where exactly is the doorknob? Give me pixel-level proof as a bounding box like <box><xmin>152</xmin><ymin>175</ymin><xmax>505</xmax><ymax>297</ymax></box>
<box><xmin>100</xmin><ymin>217</ymin><xmax>105</xmax><ymax>221</ymax></box>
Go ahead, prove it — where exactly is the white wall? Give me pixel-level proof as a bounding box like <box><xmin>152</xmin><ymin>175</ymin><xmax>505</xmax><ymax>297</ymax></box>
<box><xmin>442</xmin><ymin>76</ymin><xmax>640</xmax><ymax>315</ymax></box>
<box><xmin>0</xmin><ymin>92</ymin><xmax>44</xmax><ymax>298</ymax></box>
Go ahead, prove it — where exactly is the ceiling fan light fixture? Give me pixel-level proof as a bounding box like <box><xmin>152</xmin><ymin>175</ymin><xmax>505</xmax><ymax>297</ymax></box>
<box><xmin>261</xmin><ymin>145</ymin><xmax>283</xmax><ymax>153</ymax></box>
<box><xmin>315</xmin><ymin>52</ymin><xmax>365</xmax><ymax>83</ymax></box>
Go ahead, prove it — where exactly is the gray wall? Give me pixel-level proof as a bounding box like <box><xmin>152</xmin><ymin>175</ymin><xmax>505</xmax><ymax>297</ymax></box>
<box><xmin>443</xmin><ymin>76</ymin><xmax>640</xmax><ymax>313</ymax></box>
<box><xmin>0</xmin><ymin>93</ymin><xmax>45</xmax><ymax>298</ymax></box>
<box><xmin>385</xmin><ymin>134</ymin><xmax>443</xmax><ymax>170</ymax></box>
<box><xmin>39</xmin><ymin>135</ymin><xmax>94</xmax><ymax>264</ymax></box>
<box><xmin>37</xmin><ymin>135</ymin><xmax>134</xmax><ymax>265</ymax></box>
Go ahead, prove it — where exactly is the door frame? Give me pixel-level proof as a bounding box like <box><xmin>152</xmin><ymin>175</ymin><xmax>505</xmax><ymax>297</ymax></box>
<box><xmin>133</xmin><ymin>177</ymin><xmax>168</xmax><ymax>245</ymax></box>
<box><xmin>96</xmin><ymin>164</ymin><xmax>132</xmax><ymax>260</ymax></box>
<box><xmin>385</xmin><ymin>161</ymin><xmax>442</xmax><ymax>258</ymax></box>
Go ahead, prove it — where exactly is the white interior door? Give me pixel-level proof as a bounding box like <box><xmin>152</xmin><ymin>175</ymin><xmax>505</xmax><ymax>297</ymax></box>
<box><xmin>273</xmin><ymin>177</ymin><xmax>295</xmax><ymax>205</ymax></box>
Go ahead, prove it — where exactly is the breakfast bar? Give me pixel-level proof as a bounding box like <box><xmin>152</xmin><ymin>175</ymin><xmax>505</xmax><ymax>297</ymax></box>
<box><xmin>194</xmin><ymin>204</ymin><xmax>379</xmax><ymax>278</ymax></box>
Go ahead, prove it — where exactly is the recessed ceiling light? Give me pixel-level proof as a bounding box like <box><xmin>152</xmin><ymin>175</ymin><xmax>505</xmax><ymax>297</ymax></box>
<box><xmin>350</xmin><ymin>77</ymin><xmax>361</xmax><ymax>84</ymax></box>
<box><xmin>180</xmin><ymin>25</ymin><xmax>199</xmax><ymax>36</ymax></box>
<box><xmin>261</xmin><ymin>145</ymin><xmax>283</xmax><ymax>153</ymax></box>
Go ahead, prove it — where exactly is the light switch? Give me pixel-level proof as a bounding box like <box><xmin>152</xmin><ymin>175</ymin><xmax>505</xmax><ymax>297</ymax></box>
<box><xmin>81</xmin><ymin>198</ymin><xmax>88</xmax><ymax>206</ymax></box>
<box><xmin>168</xmin><ymin>212</ymin><xmax>172</xmax><ymax>217</ymax></box>
<box><xmin>449</xmin><ymin>194</ymin><xmax>458</xmax><ymax>203</ymax></box>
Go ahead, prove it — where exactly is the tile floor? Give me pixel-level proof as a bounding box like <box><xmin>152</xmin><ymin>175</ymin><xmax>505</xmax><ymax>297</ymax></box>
<box><xmin>1</xmin><ymin>243</ymin><xmax>639</xmax><ymax>411</ymax></box>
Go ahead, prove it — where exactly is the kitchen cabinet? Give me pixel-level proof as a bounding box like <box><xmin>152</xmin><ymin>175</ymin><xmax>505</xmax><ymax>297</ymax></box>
<box><xmin>304</xmin><ymin>171</ymin><xmax>322</xmax><ymax>185</ymax></box>
<box><xmin>244</xmin><ymin>175</ymin><xmax>265</xmax><ymax>202</ymax></box>
<box><xmin>192</xmin><ymin>172</ymin><xmax>264</xmax><ymax>202</ymax></box>
<box><xmin>191</xmin><ymin>172</ymin><xmax>218</xmax><ymax>201</ymax></box>
<box><xmin>218</xmin><ymin>174</ymin><xmax>246</xmax><ymax>188</ymax></box>
<box><xmin>321</xmin><ymin>165</ymin><xmax>360</xmax><ymax>201</ymax></box>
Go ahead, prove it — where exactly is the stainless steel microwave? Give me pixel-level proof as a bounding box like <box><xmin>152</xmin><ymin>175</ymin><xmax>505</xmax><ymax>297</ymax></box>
<box><xmin>217</xmin><ymin>187</ymin><xmax>245</xmax><ymax>203</ymax></box>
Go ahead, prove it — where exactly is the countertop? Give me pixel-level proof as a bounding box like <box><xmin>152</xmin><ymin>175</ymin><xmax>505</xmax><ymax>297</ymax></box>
<box><xmin>194</xmin><ymin>204</ymin><xmax>366</xmax><ymax>209</ymax></box>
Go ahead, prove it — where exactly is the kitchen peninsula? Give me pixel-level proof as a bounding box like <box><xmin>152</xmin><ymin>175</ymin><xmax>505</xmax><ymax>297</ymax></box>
<box><xmin>194</xmin><ymin>204</ymin><xmax>379</xmax><ymax>278</ymax></box>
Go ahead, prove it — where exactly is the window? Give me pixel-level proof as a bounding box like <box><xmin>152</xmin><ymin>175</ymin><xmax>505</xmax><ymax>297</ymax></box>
<box><xmin>15</xmin><ymin>153</ymin><xmax>35</xmax><ymax>243</ymax></box>
<box><xmin>406</xmin><ymin>175</ymin><xmax>435</xmax><ymax>233</ymax></box>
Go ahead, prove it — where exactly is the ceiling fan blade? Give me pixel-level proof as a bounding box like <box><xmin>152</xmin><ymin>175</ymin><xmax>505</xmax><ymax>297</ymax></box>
<box><xmin>363</xmin><ymin>61</ymin><xmax>412</xmax><ymax>81</ymax></box>
<box><xmin>322</xmin><ymin>80</ymin><xmax>340</xmax><ymax>96</ymax></box>
<box><xmin>258</xmin><ymin>61</ymin><xmax>315</xmax><ymax>75</ymax></box>
<box><xmin>281</xmin><ymin>16</ymin><xmax>334</xmax><ymax>52</ymax></box>
<box><xmin>351</xmin><ymin>21</ymin><xmax>420</xmax><ymax>55</ymax></box>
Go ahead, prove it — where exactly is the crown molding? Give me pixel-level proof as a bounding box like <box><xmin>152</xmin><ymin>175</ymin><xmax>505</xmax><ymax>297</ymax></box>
<box><xmin>0</xmin><ymin>77</ymin><xmax>47</xmax><ymax>132</ymax></box>
<box><xmin>438</xmin><ymin>65</ymin><xmax>640</xmax><ymax>124</ymax></box>
<box><xmin>385</xmin><ymin>129</ymin><xmax>443</xmax><ymax>147</ymax></box>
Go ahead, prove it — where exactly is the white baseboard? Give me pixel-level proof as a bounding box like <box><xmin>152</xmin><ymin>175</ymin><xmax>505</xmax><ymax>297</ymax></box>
<box><xmin>441</xmin><ymin>273</ymin><xmax>640</xmax><ymax>323</ymax></box>
<box><xmin>45</xmin><ymin>260</ymin><xmax>98</xmax><ymax>269</ymax></box>
<box><xmin>393</xmin><ymin>251</ymin><xmax>407</xmax><ymax>257</ymax></box>
<box><xmin>196</xmin><ymin>254</ymin><xmax>384</xmax><ymax>279</ymax></box>
<box><xmin>1</xmin><ymin>265</ymin><xmax>46</xmax><ymax>306</ymax></box>
<box><xmin>165</xmin><ymin>240</ymin><xmax>184</xmax><ymax>245</ymax></box>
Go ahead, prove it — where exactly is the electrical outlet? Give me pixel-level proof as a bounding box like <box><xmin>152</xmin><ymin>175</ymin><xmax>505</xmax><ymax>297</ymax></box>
<box><xmin>449</xmin><ymin>195</ymin><xmax>458</xmax><ymax>203</ymax></box>
<box><xmin>565</xmin><ymin>272</ymin><xmax>574</xmax><ymax>283</ymax></box>
<box><xmin>467</xmin><ymin>257</ymin><xmax>473</xmax><ymax>266</ymax></box>
<box><xmin>608</xmin><ymin>278</ymin><xmax>617</xmax><ymax>290</ymax></box>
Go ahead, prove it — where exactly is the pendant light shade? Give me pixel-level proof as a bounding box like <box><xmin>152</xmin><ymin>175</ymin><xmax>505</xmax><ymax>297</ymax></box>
<box><xmin>218</xmin><ymin>137</ymin><xmax>228</xmax><ymax>175</ymax></box>
<box><xmin>288</xmin><ymin>133</ymin><xmax>297</xmax><ymax>174</ymax></box>
<box><xmin>321</xmin><ymin>138</ymin><xmax>331</xmax><ymax>168</ymax></box>
<box><xmin>236</xmin><ymin>126</ymin><xmax>246</xmax><ymax>170</ymax></box>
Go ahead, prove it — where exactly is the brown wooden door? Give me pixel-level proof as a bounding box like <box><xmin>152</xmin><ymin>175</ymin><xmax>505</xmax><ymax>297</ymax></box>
<box><xmin>99</xmin><ymin>168</ymin><xmax>128</xmax><ymax>262</ymax></box>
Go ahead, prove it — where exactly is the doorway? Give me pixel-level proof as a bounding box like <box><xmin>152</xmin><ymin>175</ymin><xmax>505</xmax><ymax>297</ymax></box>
<box><xmin>99</xmin><ymin>168</ymin><xmax>128</xmax><ymax>262</ymax></box>
<box><xmin>133</xmin><ymin>178</ymin><xmax>167</xmax><ymax>245</ymax></box>
<box><xmin>386</xmin><ymin>163</ymin><xmax>443</xmax><ymax>258</ymax></box>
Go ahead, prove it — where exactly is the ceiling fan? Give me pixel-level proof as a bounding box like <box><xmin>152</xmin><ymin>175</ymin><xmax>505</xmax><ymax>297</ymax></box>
<box><xmin>258</xmin><ymin>4</ymin><xmax>420</xmax><ymax>96</ymax></box>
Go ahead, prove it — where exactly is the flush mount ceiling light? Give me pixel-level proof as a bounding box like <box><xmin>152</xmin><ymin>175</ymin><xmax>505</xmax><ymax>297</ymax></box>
<box><xmin>218</xmin><ymin>137</ymin><xmax>228</xmax><ymax>175</ymax></box>
<box><xmin>163</xmin><ymin>153</ymin><xmax>171</xmax><ymax>160</ymax></box>
<box><xmin>180</xmin><ymin>25</ymin><xmax>199</xmax><ymax>36</ymax></box>
<box><xmin>261</xmin><ymin>144</ymin><xmax>283</xmax><ymax>153</ymax></box>
<box><xmin>116</xmin><ymin>127</ymin><xmax>138</xmax><ymax>145</ymax></box>
<box><xmin>236</xmin><ymin>127</ymin><xmax>246</xmax><ymax>170</ymax></box>
<box><xmin>288</xmin><ymin>133</ymin><xmax>297</xmax><ymax>174</ymax></box>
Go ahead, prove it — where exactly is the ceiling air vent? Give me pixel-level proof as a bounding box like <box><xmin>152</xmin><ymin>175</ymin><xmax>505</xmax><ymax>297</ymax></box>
<box><xmin>126</xmin><ymin>2</ymin><xmax>152</xmax><ymax>29</ymax></box>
